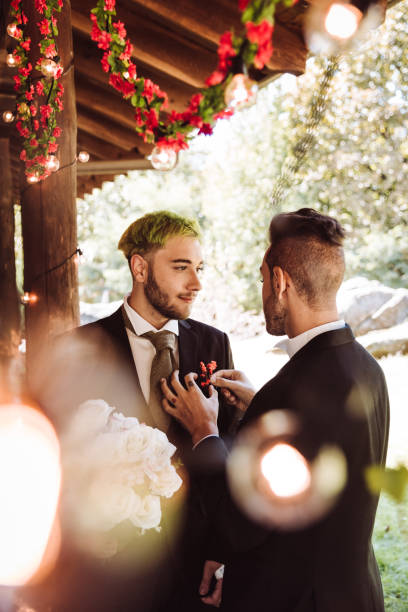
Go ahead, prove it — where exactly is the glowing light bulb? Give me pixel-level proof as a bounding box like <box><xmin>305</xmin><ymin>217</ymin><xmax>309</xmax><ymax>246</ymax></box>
<box><xmin>224</xmin><ymin>74</ymin><xmax>258</xmax><ymax>110</ymax></box>
<box><xmin>21</xmin><ymin>292</ymin><xmax>38</xmax><ymax>304</ymax></box>
<box><xmin>46</xmin><ymin>155</ymin><xmax>60</xmax><ymax>172</ymax></box>
<box><xmin>77</xmin><ymin>150</ymin><xmax>90</xmax><ymax>163</ymax></box>
<box><xmin>260</xmin><ymin>443</ymin><xmax>311</xmax><ymax>498</ymax></box>
<box><xmin>123</xmin><ymin>71</ymin><xmax>130</xmax><ymax>79</ymax></box>
<box><xmin>0</xmin><ymin>403</ymin><xmax>61</xmax><ymax>586</ymax></box>
<box><xmin>2</xmin><ymin>110</ymin><xmax>15</xmax><ymax>123</ymax></box>
<box><xmin>6</xmin><ymin>53</ymin><xmax>18</xmax><ymax>68</ymax></box>
<box><xmin>40</xmin><ymin>59</ymin><xmax>57</xmax><ymax>78</ymax></box>
<box><xmin>7</xmin><ymin>23</ymin><xmax>20</xmax><ymax>39</ymax></box>
<box><xmin>150</xmin><ymin>146</ymin><xmax>178</xmax><ymax>171</ymax></box>
<box><xmin>324</xmin><ymin>2</ymin><xmax>362</xmax><ymax>39</ymax></box>
<box><xmin>26</xmin><ymin>174</ymin><xmax>40</xmax><ymax>185</ymax></box>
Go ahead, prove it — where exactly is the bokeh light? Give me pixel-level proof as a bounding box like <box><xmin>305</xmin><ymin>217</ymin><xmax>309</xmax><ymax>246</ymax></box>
<box><xmin>261</xmin><ymin>443</ymin><xmax>311</xmax><ymax>498</ymax></box>
<box><xmin>324</xmin><ymin>3</ymin><xmax>362</xmax><ymax>39</ymax></box>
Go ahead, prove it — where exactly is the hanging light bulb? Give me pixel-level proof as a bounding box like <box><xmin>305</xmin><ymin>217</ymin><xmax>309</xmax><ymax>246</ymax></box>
<box><xmin>40</xmin><ymin>58</ymin><xmax>58</xmax><ymax>78</ymax></box>
<box><xmin>26</xmin><ymin>174</ymin><xmax>41</xmax><ymax>185</ymax></box>
<box><xmin>7</xmin><ymin>23</ymin><xmax>20</xmax><ymax>39</ymax></box>
<box><xmin>77</xmin><ymin>150</ymin><xmax>90</xmax><ymax>163</ymax></box>
<box><xmin>304</xmin><ymin>0</ymin><xmax>384</xmax><ymax>54</ymax></box>
<box><xmin>45</xmin><ymin>155</ymin><xmax>60</xmax><ymax>172</ymax></box>
<box><xmin>0</xmin><ymin>403</ymin><xmax>61</xmax><ymax>586</ymax></box>
<box><xmin>21</xmin><ymin>292</ymin><xmax>38</xmax><ymax>305</ymax></box>
<box><xmin>6</xmin><ymin>53</ymin><xmax>19</xmax><ymax>68</ymax></box>
<box><xmin>123</xmin><ymin>71</ymin><xmax>130</xmax><ymax>79</ymax></box>
<box><xmin>2</xmin><ymin>110</ymin><xmax>15</xmax><ymax>123</ymax></box>
<box><xmin>150</xmin><ymin>146</ymin><xmax>178</xmax><ymax>171</ymax></box>
<box><xmin>224</xmin><ymin>73</ymin><xmax>258</xmax><ymax>110</ymax></box>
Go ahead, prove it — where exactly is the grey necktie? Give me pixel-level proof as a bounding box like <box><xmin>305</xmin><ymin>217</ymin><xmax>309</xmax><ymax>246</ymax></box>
<box><xmin>142</xmin><ymin>330</ymin><xmax>178</xmax><ymax>432</ymax></box>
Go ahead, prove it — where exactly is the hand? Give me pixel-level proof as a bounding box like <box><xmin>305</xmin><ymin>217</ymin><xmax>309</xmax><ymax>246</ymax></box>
<box><xmin>199</xmin><ymin>560</ymin><xmax>224</xmax><ymax>607</ymax></box>
<box><xmin>161</xmin><ymin>371</ymin><xmax>219</xmax><ymax>446</ymax></box>
<box><xmin>210</xmin><ymin>369</ymin><xmax>256</xmax><ymax>413</ymax></box>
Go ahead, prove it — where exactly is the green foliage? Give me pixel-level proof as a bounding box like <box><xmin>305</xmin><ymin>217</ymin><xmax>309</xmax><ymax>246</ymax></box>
<box><xmin>367</xmin><ymin>465</ymin><xmax>408</xmax><ymax>503</ymax></box>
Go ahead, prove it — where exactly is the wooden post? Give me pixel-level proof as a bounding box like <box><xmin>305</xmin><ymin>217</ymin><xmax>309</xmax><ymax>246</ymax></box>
<box><xmin>0</xmin><ymin>138</ymin><xmax>21</xmax><ymax>403</ymax></box>
<box><xmin>21</xmin><ymin>0</ymin><xmax>79</xmax><ymax>381</ymax></box>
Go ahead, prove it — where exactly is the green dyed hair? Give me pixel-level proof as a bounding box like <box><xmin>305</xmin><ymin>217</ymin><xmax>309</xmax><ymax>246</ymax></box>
<box><xmin>118</xmin><ymin>210</ymin><xmax>202</xmax><ymax>259</ymax></box>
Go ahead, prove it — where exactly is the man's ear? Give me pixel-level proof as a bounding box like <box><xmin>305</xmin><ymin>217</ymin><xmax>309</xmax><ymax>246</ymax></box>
<box><xmin>130</xmin><ymin>254</ymin><xmax>148</xmax><ymax>283</ymax></box>
<box><xmin>272</xmin><ymin>266</ymin><xmax>287</xmax><ymax>301</ymax></box>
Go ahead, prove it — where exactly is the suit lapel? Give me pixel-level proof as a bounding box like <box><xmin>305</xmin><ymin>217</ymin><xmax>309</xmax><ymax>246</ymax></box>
<box><xmin>178</xmin><ymin>319</ymin><xmax>198</xmax><ymax>378</ymax></box>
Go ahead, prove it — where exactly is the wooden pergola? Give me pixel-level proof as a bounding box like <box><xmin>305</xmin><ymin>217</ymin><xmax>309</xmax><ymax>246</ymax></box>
<box><xmin>0</xmin><ymin>0</ymin><xmax>388</xmax><ymax>386</ymax></box>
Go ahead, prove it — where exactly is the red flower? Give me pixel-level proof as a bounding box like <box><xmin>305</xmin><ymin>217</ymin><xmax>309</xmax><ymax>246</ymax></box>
<box><xmin>97</xmin><ymin>31</ymin><xmax>112</xmax><ymax>50</ymax></box>
<box><xmin>13</xmin><ymin>75</ymin><xmax>22</xmax><ymax>90</ymax></box>
<box><xmin>26</xmin><ymin>85</ymin><xmax>35</xmax><ymax>101</ymax></box>
<box><xmin>188</xmin><ymin>93</ymin><xmax>204</xmax><ymax>113</ymax></box>
<box><xmin>218</xmin><ymin>31</ymin><xmax>236</xmax><ymax>61</ymax></box>
<box><xmin>34</xmin><ymin>0</ymin><xmax>47</xmax><ymax>14</ymax></box>
<box><xmin>145</xmin><ymin>108</ymin><xmax>159</xmax><ymax>132</ymax></box>
<box><xmin>109</xmin><ymin>74</ymin><xmax>135</xmax><ymax>98</ymax></box>
<box><xmin>238</xmin><ymin>0</ymin><xmax>250</xmax><ymax>10</ymax></box>
<box><xmin>205</xmin><ymin>70</ymin><xmax>225</xmax><ymax>87</ymax></box>
<box><xmin>21</xmin><ymin>11</ymin><xmax>28</xmax><ymax>24</ymax></box>
<box><xmin>214</xmin><ymin>108</ymin><xmax>234</xmax><ymax>120</ymax></box>
<box><xmin>245</xmin><ymin>20</ymin><xmax>274</xmax><ymax>46</ymax></box>
<box><xmin>30</xmin><ymin>138</ymin><xmax>38</xmax><ymax>148</ymax></box>
<box><xmin>21</xmin><ymin>38</ymin><xmax>31</xmax><ymax>51</ymax></box>
<box><xmin>36</xmin><ymin>81</ymin><xmax>44</xmax><ymax>96</ymax></box>
<box><xmin>33</xmin><ymin>119</ymin><xmax>39</xmax><ymax>130</ymax></box>
<box><xmin>37</xmin><ymin>19</ymin><xmax>50</xmax><ymax>36</ymax></box>
<box><xmin>101</xmin><ymin>52</ymin><xmax>110</xmax><ymax>73</ymax></box>
<box><xmin>48</xmin><ymin>142</ymin><xmax>58</xmax><ymax>153</ymax></box>
<box><xmin>134</xmin><ymin>108</ymin><xmax>145</xmax><ymax>127</ymax></box>
<box><xmin>56</xmin><ymin>96</ymin><xmax>63</xmax><ymax>110</ymax></box>
<box><xmin>58</xmin><ymin>0</ymin><xmax>63</xmax><ymax>7</ymax></box>
<box><xmin>119</xmin><ymin>39</ymin><xmax>133</xmax><ymax>62</ymax></box>
<box><xmin>128</xmin><ymin>63</ymin><xmax>137</xmax><ymax>79</ymax></box>
<box><xmin>157</xmin><ymin>133</ymin><xmax>188</xmax><ymax>153</ymax></box>
<box><xmin>198</xmin><ymin>123</ymin><xmax>213</xmax><ymax>136</ymax></box>
<box><xmin>113</xmin><ymin>20</ymin><xmax>126</xmax><ymax>39</ymax></box>
<box><xmin>11</xmin><ymin>0</ymin><xmax>20</xmax><ymax>10</ymax></box>
<box><xmin>44</xmin><ymin>43</ymin><xmax>57</xmax><ymax>58</ymax></box>
<box><xmin>54</xmin><ymin>64</ymin><xmax>63</xmax><ymax>79</ymax></box>
<box><xmin>19</xmin><ymin>63</ymin><xmax>32</xmax><ymax>77</ymax></box>
<box><xmin>143</xmin><ymin>78</ymin><xmax>155</xmax><ymax>103</ymax></box>
<box><xmin>189</xmin><ymin>115</ymin><xmax>203</xmax><ymax>129</ymax></box>
<box><xmin>104</xmin><ymin>0</ymin><xmax>115</xmax><ymax>10</ymax></box>
<box><xmin>254</xmin><ymin>39</ymin><xmax>273</xmax><ymax>69</ymax></box>
<box><xmin>30</xmin><ymin>105</ymin><xmax>37</xmax><ymax>116</ymax></box>
<box><xmin>20</xmin><ymin>150</ymin><xmax>27</xmax><ymax>161</ymax></box>
<box><xmin>53</xmin><ymin>126</ymin><xmax>62</xmax><ymax>137</ymax></box>
<box><xmin>40</xmin><ymin>104</ymin><xmax>52</xmax><ymax>120</ymax></box>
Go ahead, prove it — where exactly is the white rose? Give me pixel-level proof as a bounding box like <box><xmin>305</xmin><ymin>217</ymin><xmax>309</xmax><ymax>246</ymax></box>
<box><xmin>107</xmin><ymin>412</ymin><xmax>140</xmax><ymax>433</ymax></box>
<box><xmin>64</xmin><ymin>399</ymin><xmax>114</xmax><ymax>445</ymax></box>
<box><xmin>88</xmin><ymin>477</ymin><xmax>138</xmax><ymax>531</ymax></box>
<box><xmin>150</xmin><ymin>465</ymin><xmax>182</xmax><ymax>498</ymax></box>
<box><xmin>129</xmin><ymin>494</ymin><xmax>162</xmax><ymax>530</ymax></box>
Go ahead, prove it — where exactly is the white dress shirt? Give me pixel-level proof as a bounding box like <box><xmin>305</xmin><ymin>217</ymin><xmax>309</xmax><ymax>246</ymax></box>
<box><xmin>123</xmin><ymin>297</ymin><xmax>179</xmax><ymax>403</ymax></box>
<box><xmin>275</xmin><ymin>319</ymin><xmax>346</xmax><ymax>359</ymax></box>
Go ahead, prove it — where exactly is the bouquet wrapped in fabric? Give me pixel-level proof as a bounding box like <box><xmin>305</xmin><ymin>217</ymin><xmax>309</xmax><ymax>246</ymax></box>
<box><xmin>62</xmin><ymin>399</ymin><xmax>182</xmax><ymax>553</ymax></box>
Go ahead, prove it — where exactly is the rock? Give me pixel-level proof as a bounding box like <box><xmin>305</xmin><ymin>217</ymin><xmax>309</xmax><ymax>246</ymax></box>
<box><xmin>357</xmin><ymin>322</ymin><xmax>408</xmax><ymax>358</ymax></box>
<box><xmin>337</xmin><ymin>277</ymin><xmax>408</xmax><ymax>335</ymax></box>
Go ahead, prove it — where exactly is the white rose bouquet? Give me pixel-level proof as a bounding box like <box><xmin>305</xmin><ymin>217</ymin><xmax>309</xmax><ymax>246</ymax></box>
<box><xmin>62</xmin><ymin>399</ymin><xmax>182</xmax><ymax>552</ymax></box>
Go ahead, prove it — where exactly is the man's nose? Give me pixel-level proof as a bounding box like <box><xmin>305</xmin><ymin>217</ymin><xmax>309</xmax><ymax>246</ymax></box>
<box><xmin>188</xmin><ymin>270</ymin><xmax>202</xmax><ymax>292</ymax></box>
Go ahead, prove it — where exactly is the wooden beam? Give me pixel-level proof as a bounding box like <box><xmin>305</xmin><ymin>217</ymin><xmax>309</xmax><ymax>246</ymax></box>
<box><xmin>71</xmin><ymin>1</ymin><xmax>216</xmax><ymax>88</ymax></box>
<box><xmin>77</xmin><ymin>104</ymin><xmax>147</xmax><ymax>152</ymax></box>
<box><xmin>77</xmin><ymin>158</ymin><xmax>152</xmax><ymax>174</ymax></box>
<box><xmin>21</xmin><ymin>0</ymin><xmax>79</xmax><ymax>379</ymax></box>
<box><xmin>77</xmin><ymin>173</ymin><xmax>118</xmax><ymax>199</ymax></box>
<box><xmin>77</xmin><ymin>129</ymin><xmax>123</xmax><ymax>160</ymax></box>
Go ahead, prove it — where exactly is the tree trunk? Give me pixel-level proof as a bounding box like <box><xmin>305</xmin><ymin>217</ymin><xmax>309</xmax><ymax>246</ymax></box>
<box><xmin>0</xmin><ymin>138</ymin><xmax>21</xmax><ymax>403</ymax></box>
<box><xmin>21</xmin><ymin>0</ymin><xmax>79</xmax><ymax>381</ymax></box>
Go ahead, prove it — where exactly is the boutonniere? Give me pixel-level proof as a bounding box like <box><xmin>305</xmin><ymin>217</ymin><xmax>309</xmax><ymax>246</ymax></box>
<box><xmin>199</xmin><ymin>360</ymin><xmax>217</xmax><ymax>388</ymax></box>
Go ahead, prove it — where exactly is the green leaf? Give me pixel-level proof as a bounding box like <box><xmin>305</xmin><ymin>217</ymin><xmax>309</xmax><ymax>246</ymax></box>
<box><xmin>365</xmin><ymin>465</ymin><xmax>408</xmax><ymax>503</ymax></box>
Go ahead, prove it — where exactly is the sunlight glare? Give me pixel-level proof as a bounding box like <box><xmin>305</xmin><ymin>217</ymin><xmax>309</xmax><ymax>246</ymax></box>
<box><xmin>325</xmin><ymin>3</ymin><xmax>362</xmax><ymax>39</ymax></box>
<box><xmin>261</xmin><ymin>443</ymin><xmax>311</xmax><ymax>497</ymax></box>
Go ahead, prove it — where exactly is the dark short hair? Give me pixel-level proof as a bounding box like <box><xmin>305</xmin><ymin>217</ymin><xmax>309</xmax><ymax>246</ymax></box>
<box><xmin>266</xmin><ymin>208</ymin><xmax>345</xmax><ymax>308</ymax></box>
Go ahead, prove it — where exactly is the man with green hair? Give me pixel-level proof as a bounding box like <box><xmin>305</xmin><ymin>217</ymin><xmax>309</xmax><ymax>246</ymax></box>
<box><xmin>34</xmin><ymin>210</ymin><xmax>237</xmax><ymax>612</ymax></box>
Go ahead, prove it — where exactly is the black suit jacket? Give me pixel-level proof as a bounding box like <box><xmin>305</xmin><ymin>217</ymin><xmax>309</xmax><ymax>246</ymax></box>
<box><xmin>194</xmin><ymin>326</ymin><xmax>389</xmax><ymax>612</ymax></box>
<box><xmin>27</xmin><ymin>307</ymin><xmax>236</xmax><ymax>612</ymax></box>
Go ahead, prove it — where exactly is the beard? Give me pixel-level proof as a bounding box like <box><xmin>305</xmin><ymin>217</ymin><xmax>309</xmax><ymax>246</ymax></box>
<box><xmin>144</xmin><ymin>267</ymin><xmax>191</xmax><ymax>321</ymax></box>
<box><xmin>264</xmin><ymin>293</ymin><xmax>286</xmax><ymax>336</ymax></box>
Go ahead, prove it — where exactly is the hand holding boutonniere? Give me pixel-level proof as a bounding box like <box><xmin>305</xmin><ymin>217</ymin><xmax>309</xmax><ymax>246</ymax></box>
<box><xmin>199</xmin><ymin>360</ymin><xmax>217</xmax><ymax>396</ymax></box>
<box><xmin>161</xmin><ymin>371</ymin><xmax>219</xmax><ymax>446</ymax></box>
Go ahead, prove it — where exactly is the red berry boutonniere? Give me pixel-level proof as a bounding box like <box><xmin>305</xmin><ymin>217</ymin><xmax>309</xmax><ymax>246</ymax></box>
<box><xmin>199</xmin><ymin>361</ymin><xmax>217</xmax><ymax>388</ymax></box>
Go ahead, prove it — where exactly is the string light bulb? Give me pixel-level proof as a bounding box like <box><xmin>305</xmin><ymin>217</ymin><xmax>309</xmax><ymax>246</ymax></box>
<box><xmin>6</xmin><ymin>53</ymin><xmax>19</xmax><ymax>68</ymax></box>
<box><xmin>7</xmin><ymin>23</ymin><xmax>20</xmax><ymax>39</ymax></box>
<box><xmin>21</xmin><ymin>292</ymin><xmax>38</xmax><ymax>305</ymax></box>
<box><xmin>26</xmin><ymin>174</ymin><xmax>40</xmax><ymax>185</ymax></box>
<box><xmin>224</xmin><ymin>74</ymin><xmax>258</xmax><ymax>110</ymax></box>
<box><xmin>150</xmin><ymin>146</ymin><xmax>178</xmax><ymax>171</ymax></box>
<box><xmin>45</xmin><ymin>156</ymin><xmax>60</xmax><ymax>172</ymax></box>
<box><xmin>123</xmin><ymin>71</ymin><xmax>130</xmax><ymax>79</ymax></box>
<box><xmin>2</xmin><ymin>110</ymin><xmax>15</xmax><ymax>123</ymax></box>
<box><xmin>77</xmin><ymin>150</ymin><xmax>90</xmax><ymax>163</ymax></box>
<box><xmin>40</xmin><ymin>58</ymin><xmax>58</xmax><ymax>78</ymax></box>
<box><xmin>324</xmin><ymin>3</ymin><xmax>362</xmax><ymax>38</ymax></box>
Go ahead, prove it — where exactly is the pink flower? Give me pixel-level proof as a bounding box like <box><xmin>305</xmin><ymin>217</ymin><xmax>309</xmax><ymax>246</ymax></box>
<box><xmin>30</xmin><ymin>105</ymin><xmax>37</xmax><ymax>116</ymax></box>
<box><xmin>238</xmin><ymin>0</ymin><xmax>250</xmax><ymax>10</ymax></box>
<box><xmin>245</xmin><ymin>20</ymin><xmax>273</xmax><ymax>46</ymax></box>
<box><xmin>214</xmin><ymin>108</ymin><xmax>234</xmax><ymax>120</ymax></box>
<box><xmin>113</xmin><ymin>20</ymin><xmax>126</xmax><ymax>39</ymax></box>
<box><xmin>44</xmin><ymin>43</ymin><xmax>57</xmax><ymax>58</ymax></box>
<box><xmin>26</xmin><ymin>85</ymin><xmax>35</xmax><ymax>101</ymax></box>
<box><xmin>109</xmin><ymin>74</ymin><xmax>135</xmax><ymax>97</ymax></box>
<box><xmin>205</xmin><ymin>70</ymin><xmax>225</xmax><ymax>87</ymax></box>
<box><xmin>189</xmin><ymin>115</ymin><xmax>203</xmax><ymax>129</ymax></box>
<box><xmin>13</xmin><ymin>75</ymin><xmax>22</xmax><ymax>90</ymax></box>
<box><xmin>104</xmin><ymin>0</ymin><xmax>115</xmax><ymax>10</ymax></box>
<box><xmin>33</xmin><ymin>119</ymin><xmax>39</xmax><ymax>130</ymax></box>
<box><xmin>53</xmin><ymin>126</ymin><xmax>62</xmax><ymax>137</ymax></box>
<box><xmin>37</xmin><ymin>18</ymin><xmax>50</xmax><ymax>36</ymax></box>
<box><xmin>142</xmin><ymin>78</ymin><xmax>155</xmax><ymax>103</ymax></box>
<box><xmin>134</xmin><ymin>108</ymin><xmax>145</xmax><ymax>127</ymax></box>
<box><xmin>20</xmin><ymin>149</ymin><xmax>27</xmax><ymax>161</ymax></box>
<box><xmin>20</xmin><ymin>38</ymin><xmax>31</xmax><ymax>51</ymax></box>
<box><xmin>19</xmin><ymin>63</ymin><xmax>32</xmax><ymax>77</ymax></box>
<box><xmin>36</xmin><ymin>81</ymin><xmax>44</xmax><ymax>95</ymax></box>
<box><xmin>40</xmin><ymin>104</ymin><xmax>52</xmax><ymax>120</ymax></box>
<box><xmin>127</xmin><ymin>63</ymin><xmax>137</xmax><ymax>79</ymax></box>
<box><xmin>101</xmin><ymin>52</ymin><xmax>110</xmax><ymax>72</ymax></box>
<box><xmin>188</xmin><ymin>93</ymin><xmax>203</xmax><ymax>113</ymax></box>
<box><xmin>97</xmin><ymin>31</ymin><xmax>112</xmax><ymax>51</ymax></box>
<box><xmin>35</xmin><ymin>0</ymin><xmax>47</xmax><ymax>14</ymax></box>
<box><xmin>119</xmin><ymin>39</ymin><xmax>133</xmax><ymax>62</ymax></box>
<box><xmin>30</xmin><ymin>138</ymin><xmax>38</xmax><ymax>147</ymax></box>
<box><xmin>48</xmin><ymin>142</ymin><xmax>58</xmax><ymax>153</ymax></box>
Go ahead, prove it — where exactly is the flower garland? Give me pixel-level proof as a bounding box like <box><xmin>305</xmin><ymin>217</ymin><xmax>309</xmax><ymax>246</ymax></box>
<box><xmin>7</xmin><ymin>0</ymin><xmax>64</xmax><ymax>182</ymax></box>
<box><xmin>90</xmin><ymin>0</ymin><xmax>295</xmax><ymax>153</ymax></box>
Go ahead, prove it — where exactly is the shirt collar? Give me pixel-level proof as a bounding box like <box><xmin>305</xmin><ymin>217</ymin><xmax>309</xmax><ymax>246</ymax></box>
<box><xmin>275</xmin><ymin>320</ymin><xmax>346</xmax><ymax>359</ymax></box>
<box><xmin>123</xmin><ymin>297</ymin><xmax>179</xmax><ymax>336</ymax></box>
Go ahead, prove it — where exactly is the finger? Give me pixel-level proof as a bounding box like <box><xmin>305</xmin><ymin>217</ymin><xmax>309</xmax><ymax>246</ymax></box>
<box><xmin>162</xmin><ymin>397</ymin><xmax>178</xmax><ymax>416</ymax></box>
<box><xmin>184</xmin><ymin>372</ymin><xmax>200</xmax><ymax>392</ymax></box>
<box><xmin>201</xmin><ymin>579</ymin><xmax>223</xmax><ymax>607</ymax></box>
<box><xmin>160</xmin><ymin>378</ymin><xmax>178</xmax><ymax>404</ymax></box>
<box><xmin>199</xmin><ymin>563</ymin><xmax>213</xmax><ymax>596</ymax></box>
<box><xmin>221</xmin><ymin>388</ymin><xmax>238</xmax><ymax>405</ymax></box>
<box><xmin>210</xmin><ymin>375</ymin><xmax>240</xmax><ymax>392</ymax></box>
<box><xmin>210</xmin><ymin>369</ymin><xmax>235</xmax><ymax>382</ymax></box>
<box><xmin>170</xmin><ymin>370</ymin><xmax>186</xmax><ymax>395</ymax></box>
<box><xmin>208</xmin><ymin>384</ymin><xmax>218</xmax><ymax>399</ymax></box>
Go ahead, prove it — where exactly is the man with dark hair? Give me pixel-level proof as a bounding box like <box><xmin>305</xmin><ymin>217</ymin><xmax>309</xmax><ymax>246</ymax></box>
<box><xmin>161</xmin><ymin>208</ymin><xmax>389</xmax><ymax>612</ymax></box>
<box><xmin>31</xmin><ymin>211</ymin><xmax>238</xmax><ymax>612</ymax></box>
